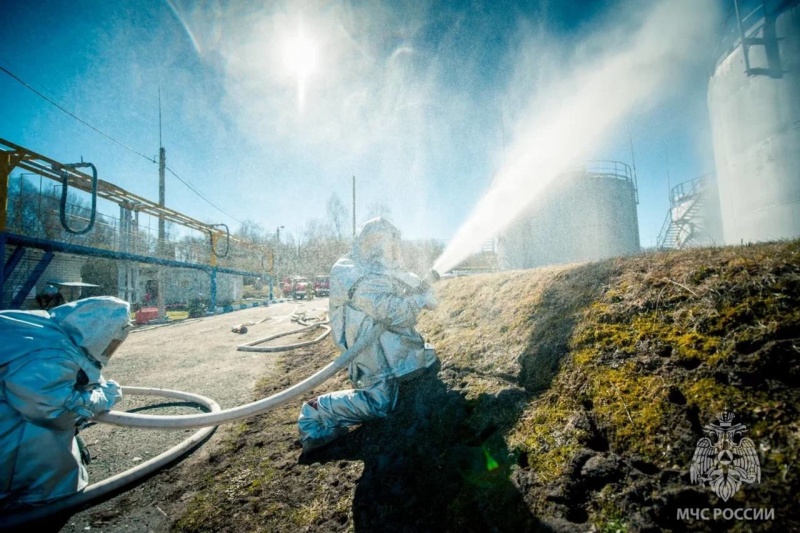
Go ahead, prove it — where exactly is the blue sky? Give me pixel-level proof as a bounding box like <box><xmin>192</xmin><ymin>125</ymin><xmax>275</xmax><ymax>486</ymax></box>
<box><xmin>1</xmin><ymin>0</ymin><xmax>724</xmax><ymax>251</ymax></box>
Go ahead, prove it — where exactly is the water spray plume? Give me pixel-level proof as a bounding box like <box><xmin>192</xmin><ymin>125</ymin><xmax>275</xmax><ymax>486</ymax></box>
<box><xmin>433</xmin><ymin>0</ymin><xmax>720</xmax><ymax>274</ymax></box>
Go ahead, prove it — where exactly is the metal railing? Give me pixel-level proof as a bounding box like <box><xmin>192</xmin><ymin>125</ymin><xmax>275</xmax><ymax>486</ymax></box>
<box><xmin>670</xmin><ymin>174</ymin><xmax>708</xmax><ymax>207</ymax></box>
<box><xmin>563</xmin><ymin>160</ymin><xmax>639</xmax><ymax>204</ymax></box>
<box><xmin>656</xmin><ymin>209</ymin><xmax>675</xmax><ymax>250</ymax></box>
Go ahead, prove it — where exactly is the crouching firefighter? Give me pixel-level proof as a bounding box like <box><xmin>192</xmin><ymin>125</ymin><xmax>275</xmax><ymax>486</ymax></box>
<box><xmin>298</xmin><ymin>217</ymin><xmax>439</xmax><ymax>453</ymax></box>
<box><xmin>0</xmin><ymin>297</ymin><xmax>131</xmax><ymax>510</ymax></box>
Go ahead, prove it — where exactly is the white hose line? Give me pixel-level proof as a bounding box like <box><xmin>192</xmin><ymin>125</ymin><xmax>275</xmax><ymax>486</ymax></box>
<box><xmin>237</xmin><ymin>321</ymin><xmax>331</xmax><ymax>353</ymax></box>
<box><xmin>94</xmin><ymin>326</ymin><xmax>381</xmax><ymax>430</ymax></box>
<box><xmin>0</xmin><ymin>387</ymin><xmax>220</xmax><ymax>528</ymax></box>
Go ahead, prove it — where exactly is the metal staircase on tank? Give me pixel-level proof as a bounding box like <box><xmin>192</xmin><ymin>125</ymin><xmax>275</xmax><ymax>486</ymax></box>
<box><xmin>656</xmin><ymin>176</ymin><xmax>709</xmax><ymax>250</ymax></box>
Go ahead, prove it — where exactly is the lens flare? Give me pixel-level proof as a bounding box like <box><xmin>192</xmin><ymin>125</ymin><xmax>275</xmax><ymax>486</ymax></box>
<box><xmin>483</xmin><ymin>447</ymin><xmax>499</xmax><ymax>472</ymax></box>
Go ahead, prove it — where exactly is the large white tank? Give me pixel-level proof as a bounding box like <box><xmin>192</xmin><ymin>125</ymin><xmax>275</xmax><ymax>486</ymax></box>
<box><xmin>499</xmin><ymin>161</ymin><xmax>640</xmax><ymax>269</ymax></box>
<box><xmin>708</xmin><ymin>0</ymin><xmax>800</xmax><ymax>244</ymax></box>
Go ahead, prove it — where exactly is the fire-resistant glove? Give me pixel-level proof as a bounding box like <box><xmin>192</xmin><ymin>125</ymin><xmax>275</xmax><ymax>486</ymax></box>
<box><xmin>66</xmin><ymin>381</ymin><xmax>121</xmax><ymax>420</ymax></box>
<box><xmin>101</xmin><ymin>379</ymin><xmax>123</xmax><ymax>407</ymax></box>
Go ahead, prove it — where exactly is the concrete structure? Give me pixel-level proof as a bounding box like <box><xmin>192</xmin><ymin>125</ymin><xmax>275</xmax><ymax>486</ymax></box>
<box><xmin>708</xmin><ymin>0</ymin><xmax>800</xmax><ymax>244</ymax></box>
<box><xmin>498</xmin><ymin>161</ymin><xmax>639</xmax><ymax>269</ymax></box>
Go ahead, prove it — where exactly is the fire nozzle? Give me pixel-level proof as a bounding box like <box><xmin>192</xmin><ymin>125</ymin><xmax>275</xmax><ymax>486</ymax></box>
<box><xmin>427</xmin><ymin>269</ymin><xmax>441</xmax><ymax>284</ymax></box>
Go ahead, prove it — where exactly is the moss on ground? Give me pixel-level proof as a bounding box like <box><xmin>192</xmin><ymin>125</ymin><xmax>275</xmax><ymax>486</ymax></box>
<box><xmin>508</xmin><ymin>241</ymin><xmax>800</xmax><ymax>531</ymax></box>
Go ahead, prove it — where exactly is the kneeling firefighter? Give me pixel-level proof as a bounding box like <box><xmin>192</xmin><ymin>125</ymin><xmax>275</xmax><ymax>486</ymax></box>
<box><xmin>298</xmin><ymin>217</ymin><xmax>439</xmax><ymax>452</ymax></box>
<box><xmin>0</xmin><ymin>297</ymin><xmax>131</xmax><ymax>510</ymax></box>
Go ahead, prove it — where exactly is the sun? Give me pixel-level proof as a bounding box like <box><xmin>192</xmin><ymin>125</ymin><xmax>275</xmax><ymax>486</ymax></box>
<box><xmin>281</xmin><ymin>30</ymin><xmax>318</xmax><ymax>111</ymax></box>
<box><xmin>283</xmin><ymin>32</ymin><xmax>318</xmax><ymax>81</ymax></box>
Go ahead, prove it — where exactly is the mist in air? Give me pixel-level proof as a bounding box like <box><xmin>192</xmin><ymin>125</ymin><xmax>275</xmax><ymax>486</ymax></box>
<box><xmin>433</xmin><ymin>0</ymin><xmax>722</xmax><ymax>274</ymax></box>
<box><xmin>161</xmin><ymin>0</ymin><xmax>719</xmax><ymax>246</ymax></box>
<box><xmin>166</xmin><ymin>1</ymin><xmax>477</xmax><ymax>236</ymax></box>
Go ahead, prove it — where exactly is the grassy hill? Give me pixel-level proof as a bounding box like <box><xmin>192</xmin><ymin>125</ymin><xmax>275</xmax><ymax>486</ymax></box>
<box><xmin>172</xmin><ymin>240</ymin><xmax>800</xmax><ymax>532</ymax></box>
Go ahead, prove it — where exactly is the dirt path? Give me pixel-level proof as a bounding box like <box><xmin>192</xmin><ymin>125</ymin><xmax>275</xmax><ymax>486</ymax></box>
<box><xmin>56</xmin><ymin>299</ymin><xmax>330</xmax><ymax>533</ymax></box>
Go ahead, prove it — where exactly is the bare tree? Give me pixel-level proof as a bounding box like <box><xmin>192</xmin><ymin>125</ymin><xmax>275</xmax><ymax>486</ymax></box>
<box><xmin>7</xmin><ymin>174</ymin><xmax>116</xmax><ymax>248</ymax></box>
<box><xmin>235</xmin><ymin>219</ymin><xmax>268</xmax><ymax>244</ymax></box>
<box><xmin>326</xmin><ymin>193</ymin><xmax>349</xmax><ymax>240</ymax></box>
<box><xmin>366</xmin><ymin>201</ymin><xmax>393</xmax><ymax>221</ymax></box>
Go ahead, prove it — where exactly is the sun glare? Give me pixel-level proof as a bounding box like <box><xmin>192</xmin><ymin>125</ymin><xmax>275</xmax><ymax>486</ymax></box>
<box><xmin>283</xmin><ymin>33</ymin><xmax>318</xmax><ymax>80</ymax></box>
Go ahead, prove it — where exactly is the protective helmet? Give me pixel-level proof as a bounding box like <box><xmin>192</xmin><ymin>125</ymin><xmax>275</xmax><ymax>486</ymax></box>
<box><xmin>353</xmin><ymin>217</ymin><xmax>402</xmax><ymax>270</ymax></box>
<box><xmin>50</xmin><ymin>296</ymin><xmax>132</xmax><ymax>365</ymax></box>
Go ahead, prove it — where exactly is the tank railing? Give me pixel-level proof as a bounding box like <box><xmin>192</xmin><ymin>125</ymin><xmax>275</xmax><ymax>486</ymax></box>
<box><xmin>563</xmin><ymin>160</ymin><xmax>638</xmax><ymax>204</ymax></box>
<box><xmin>669</xmin><ymin>175</ymin><xmax>707</xmax><ymax>207</ymax></box>
<box><xmin>564</xmin><ymin>160</ymin><xmax>634</xmax><ymax>182</ymax></box>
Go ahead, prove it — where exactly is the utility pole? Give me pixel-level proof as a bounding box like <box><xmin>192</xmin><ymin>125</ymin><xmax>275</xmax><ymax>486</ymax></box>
<box><xmin>352</xmin><ymin>175</ymin><xmax>356</xmax><ymax>237</ymax></box>
<box><xmin>157</xmin><ymin>89</ymin><xmax>166</xmax><ymax>320</ymax></box>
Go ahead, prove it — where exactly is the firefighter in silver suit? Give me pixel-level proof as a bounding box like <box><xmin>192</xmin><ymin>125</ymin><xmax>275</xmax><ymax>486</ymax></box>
<box><xmin>298</xmin><ymin>218</ymin><xmax>438</xmax><ymax>452</ymax></box>
<box><xmin>0</xmin><ymin>297</ymin><xmax>130</xmax><ymax>509</ymax></box>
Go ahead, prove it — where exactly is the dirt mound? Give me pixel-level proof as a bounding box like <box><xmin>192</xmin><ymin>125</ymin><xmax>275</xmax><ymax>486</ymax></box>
<box><xmin>170</xmin><ymin>241</ymin><xmax>800</xmax><ymax>532</ymax></box>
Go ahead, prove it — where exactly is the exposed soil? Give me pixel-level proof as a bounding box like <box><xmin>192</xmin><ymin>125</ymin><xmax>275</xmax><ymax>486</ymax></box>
<box><xmin>13</xmin><ymin>242</ymin><xmax>799</xmax><ymax>532</ymax></box>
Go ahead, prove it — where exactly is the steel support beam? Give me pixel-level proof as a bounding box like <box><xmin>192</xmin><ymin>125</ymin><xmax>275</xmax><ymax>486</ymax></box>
<box><xmin>0</xmin><ymin>232</ymin><xmax>5</xmax><ymax>307</ymax></box>
<box><xmin>210</xmin><ymin>267</ymin><xmax>217</xmax><ymax>310</ymax></box>
<box><xmin>10</xmin><ymin>250</ymin><xmax>53</xmax><ymax>308</ymax></box>
<box><xmin>4</xmin><ymin>245</ymin><xmax>25</xmax><ymax>281</ymax></box>
<box><xmin>1</xmin><ymin>150</ymin><xmax>23</xmax><ymax>232</ymax></box>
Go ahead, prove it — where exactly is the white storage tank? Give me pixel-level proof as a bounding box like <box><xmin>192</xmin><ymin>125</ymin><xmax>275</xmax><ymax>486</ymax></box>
<box><xmin>498</xmin><ymin>161</ymin><xmax>640</xmax><ymax>269</ymax></box>
<box><xmin>708</xmin><ymin>0</ymin><xmax>800</xmax><ymax>244</ymax></box>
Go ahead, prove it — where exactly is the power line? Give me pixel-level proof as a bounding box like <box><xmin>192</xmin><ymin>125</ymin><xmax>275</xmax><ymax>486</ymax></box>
<box><xmin>166</xmin><ymin>166</ymin><xmax>245</xmax><ymax>226</ymax></box>
<box><xmin>0</xmin><ymin>65</ymin><xmax>156</xmax><ymax>163</ymax></box>
<box><xmin>0</xmin><ymin>63</ymin><xmax>244</xmax><ymax>227</ymax></box>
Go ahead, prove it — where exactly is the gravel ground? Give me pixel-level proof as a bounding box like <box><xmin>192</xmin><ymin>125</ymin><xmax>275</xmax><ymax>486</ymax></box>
<box><xmin>52</xmin><ymin>298</ymin><xmax>330</xmax><ymax>532</ymax></box>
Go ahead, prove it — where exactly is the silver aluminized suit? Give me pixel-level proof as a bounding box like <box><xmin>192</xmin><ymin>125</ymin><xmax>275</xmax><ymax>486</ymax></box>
<box><xmin>298</xmin><ymin>218</ymin><xmax>438</xmax><ymax>452</ymax></box>
<box><xmin>0</xmin><ymin>297</ymin><xmax>130</xmax><ymax>509</ymax></box>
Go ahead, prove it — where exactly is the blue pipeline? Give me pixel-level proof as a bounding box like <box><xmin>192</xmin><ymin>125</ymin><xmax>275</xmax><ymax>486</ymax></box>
<box><xmin>3</xmin><ymin>232</ymin><xmax>264</xmax><ymax>277</ymax></box>
<box><xmin>1</xmin><ymin>232</ymin><xmax>269</xmax><ymax>309</ymax></box>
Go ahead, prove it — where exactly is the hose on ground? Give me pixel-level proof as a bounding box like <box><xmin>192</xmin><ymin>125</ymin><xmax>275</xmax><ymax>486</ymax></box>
<box><xmin>94</xmin><ymin>325</ymin><xmax>380</xmax><ymax>430</ymax></box>
<box><xmin>0</xmin><ymin>387</ymin><xmax>220</xmax><ymax>528</ymax></box>
<box><xmin>237</xmin><ymin>313</ymin><xmax>330</xmax><ymax>352</ymax></box>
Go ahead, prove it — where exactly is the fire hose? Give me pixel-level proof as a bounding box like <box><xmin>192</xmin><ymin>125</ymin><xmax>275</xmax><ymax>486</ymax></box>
<box><xmin>0</xmin><ymin>388</ymin><xmax>220</xmax><ymax>527</ymax></box>
<box><xmin>237</xmin><ymin>311</ymin><xmax>331</xmax><ymax>352</ymax></box>
<box><xmin>2</xmin><ymin>271</ymin><xmax>438</xmax><ymax>526</ymax></box>
<box><xmin>95</xmin><ymin>324</ymin><xmax>377</xmax><ymax>429</ymax></box>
